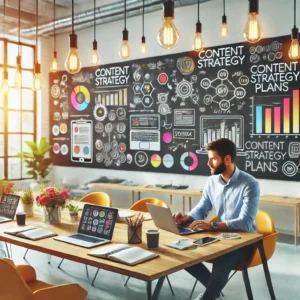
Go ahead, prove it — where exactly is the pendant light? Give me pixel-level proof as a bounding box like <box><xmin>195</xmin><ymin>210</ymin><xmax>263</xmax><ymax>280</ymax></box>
<box><xmin>192</xmin><ymin>0</ymin><xmax>204</xmax><ymax>52</ymax></box>
<box><xmin>50</xmin><ymin>0</ymin><xmax>58</xmax><ymax>72</ymax></box>
<box><xmin>90</xmin><ymin>0</ymin><xmax>100</xmax><ymax>65</ymax></box>
<box><xmin>141</xmin><ymin>0</ymin><xmax>146</xmax><ymax>54</ymax></box>
<box><xmin>221</xmin><ymin>0</ymin><xmax>228</xmax><ymax>37</ymax></box>
<box><xmin>288</xmin><ymin>0</ymin><xmax>300</xmax><ymax>59</ymax></box>
<box><xmin>244</xmin><ymin>0</ymin><xmax>263</xmax><ymax>43</ymax></box>
<box><xmin>1</xmin><ymin>0</ymin><xmax>9</xmax><ymax>95</ymax></box>
<box><xmin>15</xmin><ymin>0</ymin><xmax>22</xmax><ymax>89</ymax></box>
<box><xmin>65</xmin><ymin>0</ymin><xmax>81</xmax><ymax>74</ymax></box>
<box><xmin>33</xmin><ymin>0</ymin><xmax>41</xmax><ymax>91</ymax></box>
<box><xmin>119</xmin><ymin>0</ymin><xmax>130</xmax><ymax>60</ymax></box>
<box><xmin>157</xmin><ymin>0</ymin><xmax>179</xmax><ymax>49</ymax></box>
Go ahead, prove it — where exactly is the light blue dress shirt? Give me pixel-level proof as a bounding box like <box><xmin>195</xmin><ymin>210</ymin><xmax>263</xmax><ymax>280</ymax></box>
<box><xmin>188</xmin><ymin>167</ymin><xmax>260</xmax><ymax>232</ymax></box>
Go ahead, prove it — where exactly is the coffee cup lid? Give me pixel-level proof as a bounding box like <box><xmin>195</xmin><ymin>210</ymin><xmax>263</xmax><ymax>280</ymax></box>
<box><xmin>146</xmin><ymin>229</ymin><xmax>159</xmax><ymax>234</ymax></box>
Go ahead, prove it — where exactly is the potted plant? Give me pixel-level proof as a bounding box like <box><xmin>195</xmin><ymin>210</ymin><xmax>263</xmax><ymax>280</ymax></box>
<box><xmin>20</xmin><ymin>189</ymin><xmax>34</xmax><ymax>217</ymax></box>
<box><xmin>17</xmin><ymin>137</ymin><xmax>53</xmax><ymax>185</ymax></box>
<box><xmin>66</xmin><ymin>203</ymin><xmax>79</xmax><ymax>223</ymax></box>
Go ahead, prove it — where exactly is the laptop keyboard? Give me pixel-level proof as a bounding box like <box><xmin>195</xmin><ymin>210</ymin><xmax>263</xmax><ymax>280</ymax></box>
<box><xmin>70</xmin><ymin>234</ymin><xmax>104</xmax><ymax>244</ymax></box>
<box><xmin>178</xmin><ymin>226</ymin><xmax>192</xmax><ymax>233</ymax></box>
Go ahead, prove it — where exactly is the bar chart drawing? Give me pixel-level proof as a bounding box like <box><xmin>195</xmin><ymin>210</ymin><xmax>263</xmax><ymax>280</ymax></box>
<box><xmin>94</xmin><ymin>88</ymin><xmax>128</xmax><ymax>106</ymax></box>
<box><xmin>198</xmin><ymin>115</ymin><xmax>244</xmax><ymax>150</ymax></box>
<box><xmin>251</xmin><ymin>90</ymin><xmax>300</xmax><ymax>135</ymax></box>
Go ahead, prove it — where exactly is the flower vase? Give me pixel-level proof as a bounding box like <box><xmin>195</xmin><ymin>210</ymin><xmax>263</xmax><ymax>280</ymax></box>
<box><xmin>43</xmin><ymin>206</ymin><xmax>61</xmax><ymax>224</ymax></box>
<box><xmin>22</xmin><ymin>203</ymin><xmax>34</xmax><ymax>217</ymax></box>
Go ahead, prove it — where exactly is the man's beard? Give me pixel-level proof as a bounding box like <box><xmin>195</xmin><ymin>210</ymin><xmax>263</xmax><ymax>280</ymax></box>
<box><xmin>211</xmin><ymin>161</ymin><xmax>226</xmax><ymax>175</ymax></box>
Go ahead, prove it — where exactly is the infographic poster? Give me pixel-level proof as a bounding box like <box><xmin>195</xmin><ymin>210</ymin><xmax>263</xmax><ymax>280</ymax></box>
<box><xmin>49</xmin><ymin>35</ymin><xmax>300</xmax><ymax>181</ymax></box>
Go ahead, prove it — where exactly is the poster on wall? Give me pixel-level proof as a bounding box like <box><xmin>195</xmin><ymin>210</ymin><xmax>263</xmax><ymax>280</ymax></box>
<box><xmin>49</xmin><ymin>35</ymin><xmax>300</xmax><ymax>181</ymax></box>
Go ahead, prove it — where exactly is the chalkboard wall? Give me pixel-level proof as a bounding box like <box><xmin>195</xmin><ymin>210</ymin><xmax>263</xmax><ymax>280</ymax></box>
<box><xmin>49</xmin><ymin>35</ymin><xmax>300</xmax><ymax>181</ymax></box>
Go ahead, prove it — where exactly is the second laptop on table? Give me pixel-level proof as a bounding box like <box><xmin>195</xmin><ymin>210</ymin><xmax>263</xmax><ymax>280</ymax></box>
<box><xmin>55</xmin><ymin>204</ymin><xmax>118</xmax><ymax>248</ymax></box>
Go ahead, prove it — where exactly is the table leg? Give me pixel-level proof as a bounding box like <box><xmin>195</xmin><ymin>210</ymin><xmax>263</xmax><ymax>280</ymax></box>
<box><xmin>132</xmin><ymin>191</ymin><xmax>134</xmax><ymax>205</ymax></box>
<box><xmin>257</xmin><ymin>240</ymin><xmax>276</xmax><ymax>300</ymax></box>
<box><xmin>189</xmin><ymin>197</ymin><xmax>192</xmax><ymax>212</ymax></box>
<box><xmin>138</xmin><ymin>192</ymin><xmax>141</xmax><ymax>201</ymax></box>
<box><xmin>170</xmin><ymin>195</ymin><xmax>172</xmax><ymax>206</ymax></box>
<box><xmin>183</xmin><ymin>196</ymin><xmax>185</xmax><ymax>214</ymax></box>
<box><xmin>147</xmin><ymin>277</ymin><xmax>165</xmax><ymax>300</ymax></box>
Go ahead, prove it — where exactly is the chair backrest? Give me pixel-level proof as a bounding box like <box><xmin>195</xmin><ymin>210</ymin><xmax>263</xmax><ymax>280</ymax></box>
<box><xmin>255</xmin><ymin>210</ymin><xmax>275</xmax><ymax>236</ymax></box>
<box><xmin>0</xmin><ymin>259</ymin><xmax>32</xmax><ymax>299</ymax></box>
<box><xmin>79</xmin><ymin>192</ymin><xmax>112</xmax><ymax>207</ymax></box>
<box><xmin>129</xmin><ymin>197</ymin><xmax>169</xmax><ymax>212</ymax></box>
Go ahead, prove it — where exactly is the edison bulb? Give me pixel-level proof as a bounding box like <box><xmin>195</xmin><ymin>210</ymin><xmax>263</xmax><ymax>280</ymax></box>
<box><xmin>141</xmin><ymin>42</ymin><xmax>146</xmax><ymax>54</ymax></box>
<box><xmin>157</xmin><ymin>17</ymin><xmax>179</xmax><ymax>49</ymax></box>
<box><xmin>1</xmin><ymin>79</ymin><xmax>9</xmax><ymax>95</ymax></box>
<box><xmin>15</xmin><ymin>65</ymin><xmax>22</xmax><ymax>89</ymax></box>
<box><xmin>119</xmin><ymin>40</ymin><xmax>130</xmax><ymax>60</ymax></box>
<box><xmin>91</xmin><ymin>49</ymin><xmax>100</xmax><ymax>65</ymax></box>
<box><xmin>244</xmin><ymin>12</ymin><xmax>263</xmax><ymax>43</ymax></box>
<box><xmin>50</xmin><ymin>57</ymin><xmax>58</xmax><ymax>73</ymax></box>
<box><xmin>193</xmin><ymin>32</ymin><xmax>204</xmax><ymax>52</ymax></box>
<box><xmin>289</xmin><ymin>39</ymin><xmax>300</xmax><ymax>59</ymax></box>
<box><xmin>33</xmin><ymin>73</ymin><xmax>41</xmax><ymax>91</ymax></box>
<box><xmin>221</xmin><ymin>23</ymin><xmax>228</xmax><ymax>37</ymax></box>
<box><xmin>65</xmin><ymin>47</ymin><xmax>81</xmax><ymax>74</ymax></box>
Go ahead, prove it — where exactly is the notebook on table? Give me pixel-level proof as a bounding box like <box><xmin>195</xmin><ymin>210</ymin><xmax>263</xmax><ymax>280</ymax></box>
<box><xmin>54</xmin><ymin>204</ymin><xmax>118</xmax><ymax>248</ymax></box>
<box><xmin>146</xmin><ymin>203</ymin><xmax>204</xmax><ymax>235</ymax></box>
<box><xmin>0</xmin><ymin>193</ymin><xmax>20</xmax><ymax>223</ymax></box>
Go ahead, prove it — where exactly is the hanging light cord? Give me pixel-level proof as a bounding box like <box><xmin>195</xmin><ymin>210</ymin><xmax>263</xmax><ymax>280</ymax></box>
<box><xmin>223</xmin><ymin>0</ymin><xmax>225</xmax><ymax>16</ymax></box>
<box><xmin>72</xmin><ymin>0</ymin><xmax>74</xmax><ymax>34</ymax></box>
<box><xmin>124</xmin><ymin>0</ymin><xmax>127</xmax><ymax>29</ymax></box>
<box><xmin>18</xmin><ymin>0</ymin><xmax>21</xmax><ymax>55</ymax></box>
<box><xmin>142</xmin><ymin>0</ymin><xmax>144</xmax><ymax>36</ymax></box>
<box><xmin>93</xmin><ymin>0</ymin><xmax>96</xmax><ymax>40</ymax></box>
<box><xmin>3</xmin><ymin>0</ymin><xmax>5</xmax><ymax>38</ymax></box>
<box><xmin>36</xmin><ymin>0</ymin><xmax>38</xmax><ymax>62</ymax></box>
<box><xmin>294</xmin><ymin>0</ymin><xmax>297</xmax><ymax>27</ymax></box>
<box><xmin>53</xmin><ymin>0</ymin><xmax>56</xmax><ymax>51</ymax></box>
<box><xmin>197</xmin><ymin>0</ymin><xmax>200</xmax><ymax>22</ymax></box>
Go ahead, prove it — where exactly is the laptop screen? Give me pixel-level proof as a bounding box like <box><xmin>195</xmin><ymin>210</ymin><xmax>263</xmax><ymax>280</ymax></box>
<box><xmin>0</xmin><ymin>193</ymin><xmax>20</xmax><ymax>219</ymax></box>
<box><xmin>78</xmin><ymin>204</ymin><xmax>118</xmax><ymax>241</ymax></box>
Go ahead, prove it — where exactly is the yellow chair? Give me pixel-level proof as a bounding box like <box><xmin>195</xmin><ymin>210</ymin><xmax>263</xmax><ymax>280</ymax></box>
<box><xmin>0</xmin><ymin>258</ymin><xmax>87</xmax><ymax>300</ymax></box>
<box><xmin>189</xmin><ymin>210</ymin><xmax>279</xmax><ymax>299</ymax></box>
<box><xmin>58</xmin><ymin>192</ymin><xmax>112</xmax><ymax>286</ymax></box>
<box><xmin>123</xmin><ymin>197</ymin><xmax>175</xmax><ymax>296</ymax></box>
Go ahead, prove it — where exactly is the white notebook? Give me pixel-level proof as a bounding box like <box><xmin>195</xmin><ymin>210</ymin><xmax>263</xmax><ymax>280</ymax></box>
<box><xmin>88</xmin><ymin>244</ymin><xmax>158</xmax><ymax>266</ymax></box>
<box><xmin>4</xmin><ymin>227</ymin><xmax>57</xmax><ymax>241</ymax></box>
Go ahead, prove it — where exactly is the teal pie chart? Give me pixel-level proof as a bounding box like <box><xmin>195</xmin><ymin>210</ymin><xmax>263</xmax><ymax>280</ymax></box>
<box><xmin>163</xmin><ymin>154</ymin><xmax>174</xmax><ymax>168</ymax></box>
<box><xmin>180</xmin><ymin>152</ymin><xmax>198</xmax><ymax>171</ymax></box>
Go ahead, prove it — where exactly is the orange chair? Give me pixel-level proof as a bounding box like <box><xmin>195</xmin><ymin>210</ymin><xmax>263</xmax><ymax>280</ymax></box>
<box><xmin>123</xmin><ymin>197</ymin><xmax>175</xmax><ymax>296</ymax></box>
<box><xmin>0</xmin><ymin>258</ymin><xmax>87</xmax><ymax>300</ymax></box>
<box><xmin>58</xmin><ymin>192</ymin><xmax>112</xmax><ymax>285</ymax></box>
<box><xmin>189</xmin><ymin>210</ymin><xmax>279</xmax><ymax>299</ymax></box>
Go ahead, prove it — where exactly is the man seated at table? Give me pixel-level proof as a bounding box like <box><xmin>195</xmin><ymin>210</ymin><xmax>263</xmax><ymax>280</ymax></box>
<box><xmin>174</xmin><ymin>138</ymin><xmax>260</xmax><ymax>300</ymax></box>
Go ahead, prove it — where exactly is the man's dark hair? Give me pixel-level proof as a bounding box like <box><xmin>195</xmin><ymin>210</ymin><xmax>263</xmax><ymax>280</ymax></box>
<box><xmin>206</xmin><ymin>138</ymin><xmax>236</xmax><ymax>162</ymax></box>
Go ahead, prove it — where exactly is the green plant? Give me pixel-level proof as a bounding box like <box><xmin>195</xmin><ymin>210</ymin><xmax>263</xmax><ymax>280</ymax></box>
<box><xmin>20</xmin><ymin>189</ymin><xmax>34</xmax><ymax>205</ymax></box>
<box><xmin>17</xmin><ymin>137</ymin><xmax>53</xmax><ymax>181</ymax></box>
<box><xmin>66</xmin><ymin>203</ymin><xmax>79</xmax><ymax>215</ymax></box>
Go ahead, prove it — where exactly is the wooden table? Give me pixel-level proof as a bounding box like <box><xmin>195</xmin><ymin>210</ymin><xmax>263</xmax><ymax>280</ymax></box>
<box><xmin>88</xmin><ymin>183</ymin><xmax>203</xmax><ymax>213</ymax></box>
<box><xmin>260</xmin><ymin>195</ymin><xmax>300</xmax><ymax>246</ymax></box>
<box><xmin>0</xmin><ymin>210</ymin><xmax>276</xmax><ymax>300</ymax></box>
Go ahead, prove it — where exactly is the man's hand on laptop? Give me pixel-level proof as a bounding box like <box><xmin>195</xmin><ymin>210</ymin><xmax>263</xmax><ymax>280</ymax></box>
<box><xmin>189</xmin><ymin>220</ymin><xmax>212</xmax><ymax>231</ymax></box>
<box><xmin>173</xmin><ymin>212</ymin><xmax>193</xmax><ymax>225</ymax></box>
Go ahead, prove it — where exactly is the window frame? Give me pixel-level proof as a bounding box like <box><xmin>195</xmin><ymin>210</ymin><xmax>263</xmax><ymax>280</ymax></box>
<box><xmin>0</xmin><ymin>38</ymin><xmax>37</xmax><ymax>180</ymax></box>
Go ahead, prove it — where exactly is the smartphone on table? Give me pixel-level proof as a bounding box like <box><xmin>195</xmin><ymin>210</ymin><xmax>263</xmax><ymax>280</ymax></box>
<box><xmin>193</xmin><ymin>237</ymin><xmax>219</xmax><ymax>246</ymax></box>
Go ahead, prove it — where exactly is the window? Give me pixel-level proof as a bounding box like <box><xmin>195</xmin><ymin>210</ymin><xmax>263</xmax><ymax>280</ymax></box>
<box><xmin>0</xmin><ymin>39</ymin><xmax>36</xmax><ymax>180</ymax></box>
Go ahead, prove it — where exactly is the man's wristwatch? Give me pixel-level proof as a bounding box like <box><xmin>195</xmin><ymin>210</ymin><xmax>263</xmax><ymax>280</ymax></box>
<box><xmin>211</xmin><ymin>222</ymin><xmax>218</xmax><ymax>232</ymax></box>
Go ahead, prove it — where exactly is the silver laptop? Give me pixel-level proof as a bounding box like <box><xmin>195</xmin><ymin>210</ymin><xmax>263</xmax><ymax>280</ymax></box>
<box><xmin>146</xmin><ymin>203</ymin><xmax>204</xmax><ymax>235</ymax></box>
<box><xmin>55</xmin><ymin>204</ymin><xmax>118</xmax><ymax>248</ymax></box>
<box><xmin>0</xmin><ymin>193</ymin><xmax>20</xmax><ymax>223</ymax></box>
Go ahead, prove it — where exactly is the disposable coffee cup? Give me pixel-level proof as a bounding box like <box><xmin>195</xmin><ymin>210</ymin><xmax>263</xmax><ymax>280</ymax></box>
<box><xmin>146</xmin><ymin>229</ymin><xmax>159</xmax><ymax>249</ymax></box>
<box><xmin>16</xmin><ymin>212</ymin><xmax>26</xmax><ymax>226</ymax></box>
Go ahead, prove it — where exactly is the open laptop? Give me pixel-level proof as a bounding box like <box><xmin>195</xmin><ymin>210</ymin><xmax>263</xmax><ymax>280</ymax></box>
<box><xmin>146</xmin><ymin>203</ymin><xmax>204</xmax><ymax>235</ymax></box>
<box><xmin>0</xmin><ymin>193</ymin><xmax>20</xmax><ymax>223</ymax></box>
<box><xmin>55</xmin><ymin>204</ymin><xmax>118</xmax><ymax>248</ymax></box>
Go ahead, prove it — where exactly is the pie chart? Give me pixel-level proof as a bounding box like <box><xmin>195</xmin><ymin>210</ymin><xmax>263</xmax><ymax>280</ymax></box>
<box><xmin>163</xmin><ymin>154</ymin><xmax>174</xmax><ymax>168</ymax></box>
<box><xmin>180</xmin><ymin>152</ymin><xmax>198</xmax><ymax>171</ymax></box>
<box><xmin>151</xmin><ymin>154</ymin><xmax>161</xmax><ymax>168</ymax></box>
<box><xmin>71</xmin><ymin>85</ymin><xmax>90</xmax><ymax>111</ymax></box>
